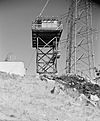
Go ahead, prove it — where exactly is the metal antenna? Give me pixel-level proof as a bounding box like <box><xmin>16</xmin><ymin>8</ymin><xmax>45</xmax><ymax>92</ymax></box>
<box><xmin>65</xmin><ymin>0</ymin><xmax>95</xmax><ymax>79</ymax></box>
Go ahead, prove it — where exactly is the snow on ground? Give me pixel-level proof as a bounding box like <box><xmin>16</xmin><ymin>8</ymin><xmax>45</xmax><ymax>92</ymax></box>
<box><xmin>0</xmin><ymin>72</ymin><xmax>100</xmax><ymax>121</ymax></box>
<box><xmin>0</xmin><ymin>62</ymin><xmax>25</xmax><ymax>76</ymax></box>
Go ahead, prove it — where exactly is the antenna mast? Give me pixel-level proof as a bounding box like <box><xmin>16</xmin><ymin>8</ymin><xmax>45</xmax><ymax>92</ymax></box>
<box><xmin>66</xmin><ymin>0</ymin><xmax>95</xmax><ymax>79</ymax></box>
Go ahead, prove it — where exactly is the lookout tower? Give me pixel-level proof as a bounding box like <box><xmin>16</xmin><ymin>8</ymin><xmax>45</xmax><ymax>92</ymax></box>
<box><xmin>32</xmin><ymin>17</ymin><xmax>63</xmax><ymax>74</ymax></box>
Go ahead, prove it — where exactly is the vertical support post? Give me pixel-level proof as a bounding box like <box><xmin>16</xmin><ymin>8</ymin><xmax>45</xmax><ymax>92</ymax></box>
<box><xmin>36</xmin><ymin>37</ymin><xmax>39</xmax><ymax>73</ymax></box>
<box><xmin>74</xmin><ymin>0</ymin><xmax>77</xmax><ymax>74</ymax></box>
<box><xmin>67</xmin><ymin>2</ymin><xmax>73</xmax><ymax>73</ymax></box>
<box><xmin>86</xmin><ymin>0</ymin><xmax>91</xmax><ymax>78</ymax></box>
<box><xmin>89</xmin><ymin>2</ymin><xmax>96</xmax><ymax>79</ymax></box>
<box><xmin>55</xmin><ymin>37</ymin><xmax>58</xmax><ymax>73</ymax></box>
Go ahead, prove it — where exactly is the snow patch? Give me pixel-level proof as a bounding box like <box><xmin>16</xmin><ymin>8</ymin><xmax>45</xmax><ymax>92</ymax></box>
<box><xmin>0</xmin><ymin>62</ymin><xmax>25</xmax><ymax>76</ymax></box>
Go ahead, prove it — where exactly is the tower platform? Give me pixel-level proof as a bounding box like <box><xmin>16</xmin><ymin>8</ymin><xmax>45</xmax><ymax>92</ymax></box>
<box><xmin>32</xmin><ymin>29</ymin><xmax>62</xmax><ymax>48</ymax></box>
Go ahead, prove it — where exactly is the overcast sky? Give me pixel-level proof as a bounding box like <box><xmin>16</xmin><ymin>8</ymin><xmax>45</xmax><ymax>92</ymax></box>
<box><xmin>0</xmin><ymin>0</ymin><xmax>100</xmax><ymax>75</ymax></box>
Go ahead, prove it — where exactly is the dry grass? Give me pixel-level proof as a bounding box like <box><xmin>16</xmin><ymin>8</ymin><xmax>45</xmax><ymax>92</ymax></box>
<box><xmin>0</xmin><ymin>72</ymin><xmax>100</xmax><ymax>121</ymax></box>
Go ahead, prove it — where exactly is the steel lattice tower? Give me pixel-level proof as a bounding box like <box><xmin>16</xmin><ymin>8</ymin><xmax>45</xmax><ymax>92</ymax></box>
<box><xmin>66</xmin><ymin>0</ymin><xmax>95</xmax><ymax>79</ymax></box>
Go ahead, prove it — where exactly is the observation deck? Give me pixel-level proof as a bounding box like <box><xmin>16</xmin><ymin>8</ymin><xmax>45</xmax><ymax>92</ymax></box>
<box><xmin>32</xmin><ymin>17</ymin><xmax>63</xmax><ymax>48</ymax></box>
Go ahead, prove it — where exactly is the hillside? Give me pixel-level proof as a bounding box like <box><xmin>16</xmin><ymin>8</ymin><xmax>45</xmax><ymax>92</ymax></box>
<box><xmin>0</xmin><ymin>72</ymin><xmax>100</xmax><ymax>121</ymax></box>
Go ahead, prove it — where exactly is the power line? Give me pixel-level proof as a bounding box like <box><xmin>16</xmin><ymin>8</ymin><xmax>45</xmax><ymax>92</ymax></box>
<box><xmin>39</xmin><ymin>0</ymin><xmax>50</xmax><ymax>17</ymax></box>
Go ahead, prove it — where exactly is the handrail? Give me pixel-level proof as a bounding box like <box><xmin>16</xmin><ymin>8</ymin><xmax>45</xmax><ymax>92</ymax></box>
<box><xmin>32</xmin><ymin>23</ymin><xmax>63</xmax><ymax>30</ymax></box>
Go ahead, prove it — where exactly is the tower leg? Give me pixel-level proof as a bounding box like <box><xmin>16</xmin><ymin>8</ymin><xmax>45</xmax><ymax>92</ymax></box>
<box><xmin>36</xmin><ymin>37</ymin><xmax>59</xmax><ymax>74</ymax></box>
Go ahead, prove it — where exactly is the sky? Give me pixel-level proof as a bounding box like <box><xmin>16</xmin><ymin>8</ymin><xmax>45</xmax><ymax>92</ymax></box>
<box><xmin>0</xmin><ymin>0</ymin><xmax>100</xmax><ymax>75</ymax></box>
